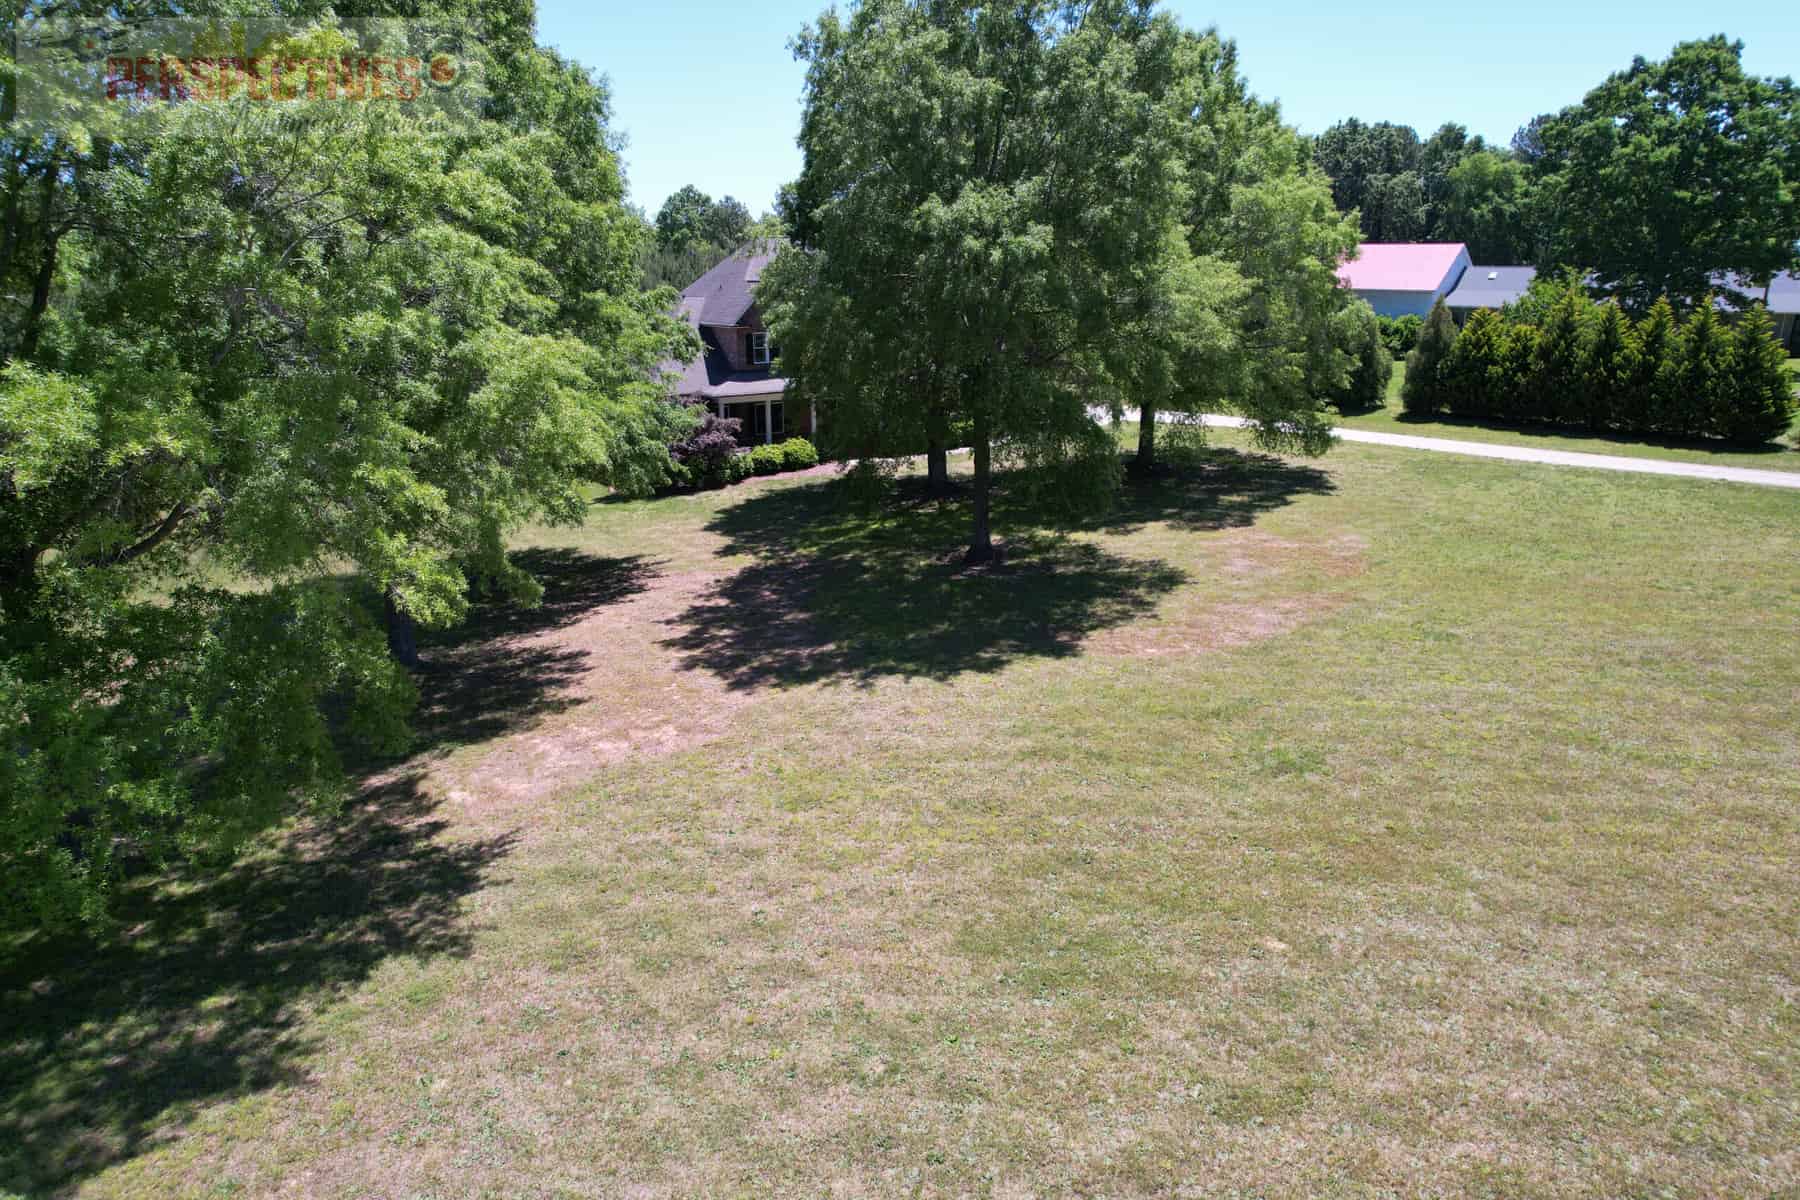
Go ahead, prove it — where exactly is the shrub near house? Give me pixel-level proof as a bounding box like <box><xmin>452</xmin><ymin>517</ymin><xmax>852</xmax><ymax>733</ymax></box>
<box><xmin>1402</xmin><ymin>286</ymin><xmax>1796</xmax><ymax>444</ymax></box>
<box><xmin>1377</xmin><ymin>313</ymin><xmax>1422</xmax><ymax>359</ymax></box>
<box><xmin>666</xmin><ymin>420</ymin><xmax>821</xmax><ymax>490</ymax></box>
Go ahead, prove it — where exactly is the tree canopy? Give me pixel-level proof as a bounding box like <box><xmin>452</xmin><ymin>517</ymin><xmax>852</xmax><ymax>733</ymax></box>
<box><xmin>652</xmin><ymin>184</ymin><xmax>753</xmax><ymax>254</ymax></box>
<box><xmin>1310</xmin><ymin>117</ymin><xmax>1541</xmax><ymax>259</ymax></box>
<box><xmin>1316</xmin><ymin>36</ymin><xmax>1800</xmax><ymax>313</ymax></box>
<box><xmin>1121</xmin><ymin>30</ymin><xmax>1355</xmax><ymax>467</ymax></box>
<box><xmin>642</xmin><ymin>184</ymin><xmax>772</xmax><ymax>288</ymax></box>
<box><xmin>1528</xmin><ymin>36</ymin><xmax>1800</xmax><ymax>311</ymax></box>
<box><xmin>764</xmin><ymin>0</ymin><xmax>1205</xmax><ymax>561</ymax></box>
<box><xmin>0</xmin><ymin>1</ymin><xmax>693</xmax><ymax>928</ymax></box>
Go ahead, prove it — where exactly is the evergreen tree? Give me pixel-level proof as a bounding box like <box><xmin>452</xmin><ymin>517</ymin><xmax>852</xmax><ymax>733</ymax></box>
<box><xmin>1581</xmin><ymin>302</ymin><xmax>1639</xmax><ymax>430</ymax></box>
<box><xmin>1441</xmin><ymin>308</ymin><xmax>1502</xmax><ymax>416</ymax></box>
<box><xmin>1716</xmin><ymin>306</ymin><xmax>1797</xmax><ymax>445</ymax></box>
<box><xmin>1401</xmin><ymin>300</ymin><xmax>1457</xmax><ymax>415</ymax></box>
<box><xmin>1529</xmin><ymin>285</ymin><xmax>1592</xmax><ymax>425</ymax></box>
<box><xmin>1495</xmin><ymin>322</ymin><xmax>1542</xmax><ymax>423</ymax></box>
<box><xmin>1669</xmin><ymin>302</ymin><xmax>1733</xmax><ymax>440</ymax></box>
<box><xmin>1327</xmin><ymin>300</ymin><xmax>1391</xmax><ymax>412</ymax></box>
<box><xmin>1631</xmin><ymin>297</ymin><xmax>1679</xmax><ymax>431</ymax></box>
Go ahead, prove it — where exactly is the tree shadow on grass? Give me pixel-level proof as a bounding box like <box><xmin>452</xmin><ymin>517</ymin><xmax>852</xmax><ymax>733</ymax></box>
<box><xmin>0</xmin><ymin>774</ymin><xmax>516</xmax><ymax>1196</ymax></box>
<box><xmin>404</xmin><ymin>548</ymin><xmax>662</xmax><ymax>756</ymax></box>
<box><xmin>0</xmin><ymin>549</ymin><xmax>660</xmax><ymax>1195</ymax></box>
<box><xmin>1086</xmin><ymin>447</ymin><xmax>1337</xmax><ymax>535</ymax></box>
<box><xmin>661</xmin><ymin>448</ymin><xmax>1332</xmax><ymax>689</ymax></box>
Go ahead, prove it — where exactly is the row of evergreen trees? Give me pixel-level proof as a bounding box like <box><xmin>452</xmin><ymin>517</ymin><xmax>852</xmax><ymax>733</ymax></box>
<box><xmin>1402</xmin><ymin>285</ymin><xmax>1796</xmax><ymax>446</ymax></box>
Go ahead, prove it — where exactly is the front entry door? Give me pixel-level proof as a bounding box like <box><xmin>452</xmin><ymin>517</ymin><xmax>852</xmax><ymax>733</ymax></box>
<box><xmin>747</xmin><ymin>402</ymin><xmax>784</xmax><ymax>445</ymax></box>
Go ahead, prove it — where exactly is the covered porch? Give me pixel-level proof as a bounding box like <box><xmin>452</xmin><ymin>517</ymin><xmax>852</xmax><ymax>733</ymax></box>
<box><xmin>705</xmin><ymin>380</ymin><xmax>814</xmax><ymax>446</ymax></box>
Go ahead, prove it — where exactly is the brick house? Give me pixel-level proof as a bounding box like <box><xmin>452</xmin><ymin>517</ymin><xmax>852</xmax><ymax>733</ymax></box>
<box><xmin>665</xmin><ymin>244</ymin><xmax>812</xmax><ymax>445</ymax></box>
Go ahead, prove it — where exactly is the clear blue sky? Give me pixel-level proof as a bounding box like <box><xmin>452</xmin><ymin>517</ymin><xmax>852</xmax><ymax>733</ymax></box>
<box><xmin>534</xmin><ymin>0</ymin><xmax>1800</xmax><ymax>219</ymax></box>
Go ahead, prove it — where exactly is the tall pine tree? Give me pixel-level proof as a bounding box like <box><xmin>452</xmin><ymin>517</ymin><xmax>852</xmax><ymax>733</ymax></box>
<box><xmin>1401</xmin><ymin>300</ymin><xmax>1458</xmax><ymax>416</ymax></box>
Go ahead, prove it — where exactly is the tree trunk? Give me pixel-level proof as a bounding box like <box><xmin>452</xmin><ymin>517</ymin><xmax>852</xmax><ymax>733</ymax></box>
<box><xmin>0</xmin><ymin>164</ymin><xmax>25</xmax><ymax>293</ymax></box>
<box><xmin>384</xmin><ymin>585</ymin><xmax>421</xmax><ymax>668</ymax></box>
<box><xmin>925</xmin><ymin>399</ymin><xmax>950</xmax><ymax>494</ymax></box>
<box><xmin>16</xmin><ymin>229</ymin><xmax>57</xmax><ymax>362</ymax></box>
<box><xmin>13</xmin><ymin>158</ymin><xmax>57</xmax><ymax>362</ymax></box>
<box><xmin>964</xmin><ymin>408</ymin><xmax>993</xmax><ymax>565</ymax></box>
<box><xmin>1133</xmin><ymin>400</ymin><xmax>1158</xmax><ymax>474</ymax></box>
<box><xmin>0</xmin><ymin>545</ymin><xmax>38</xmax><ymax>621</ymax></box>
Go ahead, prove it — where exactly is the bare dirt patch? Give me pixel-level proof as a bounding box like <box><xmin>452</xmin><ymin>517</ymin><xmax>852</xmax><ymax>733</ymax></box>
<box><xmin>1087</xmin><ymin>594</ymin><xmax>1345</xmax><ymax>658</ymax></box>
<box><xmin>364</xmin><ymin>525</ymin><xmax>1366</xmax><ymax>808</ymax></box>
<box><xmin>1088</xmin><ymin>530</ymin><xmax>1366</xmax><ymax>658</ymax></box>
<box><xmin>431</xmin><ymin>569</ymin><xmax>761</xmax><ymax>812</ymax></box>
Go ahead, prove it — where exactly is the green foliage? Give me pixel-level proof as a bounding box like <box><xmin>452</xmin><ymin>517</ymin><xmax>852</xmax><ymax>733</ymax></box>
<box><xmin>1632</xmin><ymin>298</ymin><xmax>1682</xmax><ymax>431</ymax></box>
<box><xmin>1581</xmin><ymin>303</ymin><xmax>1640</xmax><ymax>429</ymax></box>
<box><xmin>0</xmin><ymin>5</ymin><xmax>693</xmax><ymax>931</ymax></box>
<box><xmin>641</xmin><ymin>241</ymin><xmax>731</xmax><ymax>292</ymax></box>
<box><xmin>1528</xmin><ymin>287</ymin><xmax>1589</xmax><ymax>424</ymax></box>
<box><xmin>1104</xmin><ymin>31</ymin><xmax>1355</xmax><ymax>466</ymax></box>
<box><xmin>1376</xmin><ymin>314</ymin><xmax>1422</xmax><ymax>359</ymax></box>
<box><xmin>1437</xmin><ymin>151</ymin><xmax>1535</xmax><ymax>262</ymax></box>
<box><xmin>747</xmin><ymin>443</ymin><xmax>786</xmax><ymax>476</ymax></box>
<box><xmin>764</xmin><ymin>0</ymin><xmax>1201</xmax><ymax>558</ymax></box>
<box><xmin>1401</xmin><ymin>301</ymin><xmax>1458</xmax><ymax>415</ymax></box>
<box><xmin>725</xmin><ymin>450</ymin><xmax>754</xmax><ymax>484</ymax></box>
<box><xmin>1311</xmin><ymin>119</ymin><xmax>1429</xmax><ymax>242</ymax></box>
<box><xmin>1328</xmin><ymin>301</ymin><xmax>1392</xmax><ymax>411</ymax></box>
<box><xmin>1718</xmin><ymin>306</ymin><xmax>1797</xmax><ymax>446</ymax></box>
<box><xmin>779</xmin><ymin>437</ymin><xmax>820</xmax><ymax>471</ymax></box>
<box><xmin>1666</xmin><ymin>305</ymin><xmax>1732</xmax><ymax>440</ymax></box>
<box><xmin>1413</xmin><ymin>280</ymin><xmax>1794</xmax><ymax>443</ymax></box>
<box><xmin>1309</xmin><ymin>118</ymin><xmax>1536</xmax><ymax>256</ymax></box>
<box><xmin>653</xmin><ymin>185</ymin><xmax>752</xmax><ymax>254</ymax></box>
<box><xmin>1440</xmin><ymin>308</ymin><xmax>1502</xmax><ymax>417</ymax></box>
<box><xmin>1530</xmin><ymin>37</ymin><xmax>1800</xmax><ymax>312</ymax></box>
<box><xmin>643</xmin><ymin>185</ymin><xmax>761</xmax><ymax>289</ymax></box>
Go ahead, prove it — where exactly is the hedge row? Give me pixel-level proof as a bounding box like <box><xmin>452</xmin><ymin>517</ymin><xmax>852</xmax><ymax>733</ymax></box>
<box><xmin>667</xmin><ymin>398</ymin><xmax>823</xmax><ymax>488</ymax></box>
<box><xmin>673</xmin><ymin>435</ymin><xmax>820</xmax><ymax>489</ymax></box>
<box><xmin>1402</xmin><ymin>285</ymin><xmax>1796</xmax><ymax>446</ymax></box>
<box><xmin>1375</xmin><ymin>313</ymin><xmax>1422</xmax><ymax>360</ymax></box>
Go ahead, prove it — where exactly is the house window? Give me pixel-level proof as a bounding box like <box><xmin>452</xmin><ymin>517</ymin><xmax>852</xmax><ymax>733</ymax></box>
<box><xmin>749</xmin><ymin>330</ymin><xmax>775</xmax><ymax>366</ymax></box>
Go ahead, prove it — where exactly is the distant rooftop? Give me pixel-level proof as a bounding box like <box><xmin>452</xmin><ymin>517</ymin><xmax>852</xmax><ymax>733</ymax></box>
<box><xmin>1714</xmin><ymin>271</ymin><xmax>1800</xmax><ymax>315</ymax></box>
<box><xmin>1337</xmin><ymin>243</ymin><xmax>1468</xmax><ymax>294</ymax></box>
<box><xmin>679</xmin><ymin>242</ymin><xmax>782</xmax><ymax>327</ymax></box>
<box><xmin>1445</xmin><ymin>265</ymin><xmax>1538</xmax><ymax>310</ymax></box>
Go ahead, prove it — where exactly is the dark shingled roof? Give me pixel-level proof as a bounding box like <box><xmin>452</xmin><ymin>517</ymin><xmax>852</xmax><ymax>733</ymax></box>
<box><xmin>661</xmin><ymin>247</ymin><xmax>787</xmax><ymax>401</ymax></box>
<box><xmin>1444</xmin><ymin>265</ymin><xmax>1537</xmax><ymax>310</ymax></box>
<box><xmin>680</xmin><ymin>244</ymin><xmax>779</xmax><ymax>327</ymax></box>
<box><xmin>1713</xmin><ymin>271</ymin><xmax>1800</xmax><ymax>315</ymax></box>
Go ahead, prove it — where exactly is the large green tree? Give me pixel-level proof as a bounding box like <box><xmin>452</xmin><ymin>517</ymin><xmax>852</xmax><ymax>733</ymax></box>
<box><xmin>762</xmin><ymin>0</ymin><xmax>1191</xmax><ymax>562</ymax></box>
<box><xmin>1118</xmin><ymin>31</ymin><xmax>1354</xmax><ymax>470</ymax></box>
<box><xmin>651</xmin><ymin>184</ymin><xmax>752</xmax><ymax>253</ymax></box>
<box><xmin>1436</xmin><ymin>149</ymin><xmax>1536</xmax><ymax>262</ymax></box>
<box><xmin>1311</xmin><ymin>118</ymin><xmax>1429</xmax><ymax>242</ymax></box>
<box><xmin>1530</xmin><ymin>37</ymin><xmax>1800</xmax><ymax>311</ymax></box>
<box><xmin>1313</xmin><ymin>116</ymin><xmax>1540</xmax><ymax>261</ymax></box>
<box><xmin>0</xmin><ymin>3</ymin><xmax>693</xmax><ymax>928</ymax></box>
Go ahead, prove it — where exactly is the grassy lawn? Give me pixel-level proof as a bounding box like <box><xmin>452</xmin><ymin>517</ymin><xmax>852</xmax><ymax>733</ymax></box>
<box><xmin>4</xmin><ymin>432</ymin><xmax>1798</xmax><ymax>1197</ymax></box>
<box><xmin>1329</xmin><ymin>359</ymin><xmax>1800</xmax><ymax>471</ymax></box>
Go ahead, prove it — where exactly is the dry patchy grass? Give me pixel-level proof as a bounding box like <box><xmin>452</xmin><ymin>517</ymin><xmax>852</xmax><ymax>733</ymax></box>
<box><xmin>4</xmin><ymin>433</ymin><xmax>1798</xmax><ymax>1198</ymax></box>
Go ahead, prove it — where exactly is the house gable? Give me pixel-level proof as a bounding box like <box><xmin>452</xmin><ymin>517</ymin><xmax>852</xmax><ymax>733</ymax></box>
<box><xmin>1338</xmin><ymin>243</ymin><xmax>1472</xmax><ymax>318</ymax></box>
